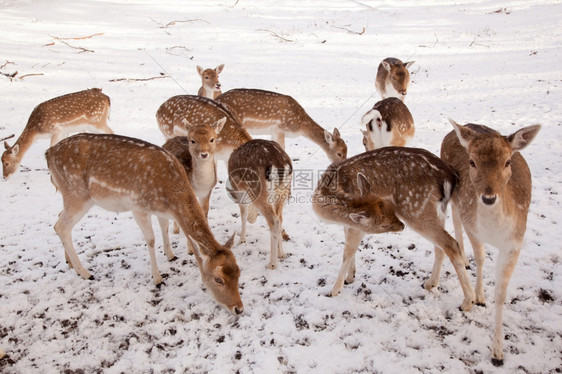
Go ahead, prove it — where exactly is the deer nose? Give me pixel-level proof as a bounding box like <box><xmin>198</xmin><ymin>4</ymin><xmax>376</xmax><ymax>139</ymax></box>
<box><xmin>200</xmin><ymin>153</ymin><xmax>208</xmax><ymax>159</ymax></box>
<box><xmin>482</xmin><ymin>194</ymin><xmax>497</xmax><ymax>205</ymax></box>
<box><xmin>216</xmin><ymin>83</ymin><xmax>221</xmax><ymax>89</ymax></box>
<box><xmin>234</xmin><ymin>306</ymin><xmax>244</xmax><ymax>315</ymax></box>
<box><xmin>400</xmin><ymin>90</ymin><xmax>407</xmax><ymax>95</ymax></box>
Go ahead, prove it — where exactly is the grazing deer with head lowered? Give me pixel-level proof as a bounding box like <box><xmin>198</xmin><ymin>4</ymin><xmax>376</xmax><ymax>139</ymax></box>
<box><xmin>216</xmin><ymin>88</ymin><xmax>347</xmax><ymax>163</ymax></box>
<box><xmin>227</xmin><ymin>139</ymin><xmax>293</xmax><ymax>269</ymax></box>
<box><xmin>2</xmin><ymin>88</ymin><xmax>113</xmax><ymax>179</ymax></box>
<box><xmin>375</xmin><ymin>58</ymin><xmax>415</xmax><ymax>102</ymax></box>
<box><xmin>441</xmin><ymin>119</ymin><xmax>540</xmax><ymax>366</ymax></box>
<box><xmin>156</xmin><ymin>95</ymin><xmax>252</xmax><ymax>162</ymax></box>
<box><xmin>197</xmin><ymin>64</ymin><xmax>224</xmax><ymax>100</ymax></box>
<box><xmin>162</xmin><ymin>118</ymin><xmax>225</xmax><ymax>236</ymax></box>
<box><xmin>361</xmin><ymin>97</ymin><xmax>415</xmax><ymax>150</ymax></box>
<box><xmin>45</xmin><ymin>133</ymin><xmax>243</xmax><ymax>315</ymax></box>
<box><xmin>312</xmin><ymin>147</ymin><xmax>476</xmax><ymax>312</ymax></box>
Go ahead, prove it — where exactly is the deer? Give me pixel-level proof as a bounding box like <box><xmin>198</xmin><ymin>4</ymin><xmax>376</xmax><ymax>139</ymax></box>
<box><xmin>375</xmin><ymin>58</ymin><xmax>415</xmax><ymax>102</ymax></box>
<box><xmin>441</xmin><ymin>119</ymin><xmax>541</xmax><ymax>366</ymax></box>
<box><xmin>2</xmin><ymin>88</ymin><xmax>113</xmax><ymax>179</ymax></box>
<box><xmin>216</xmin><ymin>88</ymin><xmax>347</xmax><ymax>163</ymax></box>
<box><xmin>156</xmin><ymin>95</ymin><xmax>252</xmax><ymax>162</ymax></box>
<box><xmin>227</xmin><ymin>139</ymin><xmax>293</xmax><ymax>270</ymax></box>
<box><xmin>197</xmin><ymin>64</ymin><xmax>224</xmax><ymax>100</ymax></box>
<box><xmin>360</xmin><ymin>97</ymin><xmax>415</xmax><ymax>150</ymax></box>
<box><xmin>312</xmin><ymin>147</ymin><xmax>476</xmax><ymax>312</ymax></box>
<box><xmin>45</xmin><ymin>133</ymin><xmax>244</xmax><ymax>315</ymax></box>
<box><xmin>162</xmin><ymin>118</ymin><xmax>225</xmax><ymax>237</ymax></box>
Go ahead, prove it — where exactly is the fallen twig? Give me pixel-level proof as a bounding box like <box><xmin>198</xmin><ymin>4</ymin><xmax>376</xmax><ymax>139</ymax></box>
<box><xmin>0</xmin><ymin>134</ymin><xmax>15</xmax><ymax>143</ymax></box>
<box><xmin>55</xmin><ymin>32</ymin><xmax>104</xmax><ymax>40</ymax></box>
<box><xmin>164</xmin><ymin>19</ymin><xmax>208</xmax><ymax>28</ymax></box>
<box><xmin>469</xmin><ymin>37</ymin><xmax>489</xmax><ymax>48</ymax></box>
<box><xmin>256</xmin><ymin>29</ymin><xmax>294</xmax><ymax>42</ymax></box>
<box><xmin>0</xmin><ymin>60</ymin><xmax>14</xmax><ymax>69</ymax></box>
<box><xmin>419</xmin><ymin>33</ymin><xmax>438</xmax><ymax>48</ymax></box>
<box><xmin>49</xmin><ymin>35</ymin><xmax>94</xmax><ymax>53</ymax></box>
<box><xmin>331</xmin><ymin>25</ymin><xmax>366</xmax><ymax>35</ymax></box>
<box><xmin>19</xmin><ymin>73</ymin><xmax>44</xmax><ymax>80</ymax></box>
<box><xmin>1</xmin><ymin>71</ymin><xmax>18</xmax><ymax>80</ymax></box>
<box><xmin>166</xmin><ymin>46</ymin><xmax>192</xmax><ymax>57</ymax></box>
<box><xmin>109</xmin><ymin>74</ymin><xmax>170</xmax><ymax>83</ymax></box>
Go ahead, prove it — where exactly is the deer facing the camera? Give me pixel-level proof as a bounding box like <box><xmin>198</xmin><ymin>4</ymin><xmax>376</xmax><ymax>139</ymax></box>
<box><xmin>197</xmin><ymin>64</ymin><xmax>224</xmax><ymax>100</ymax></box>
<box><xmin>375</xmin><ymin>57</ymin><xmax>415</xmax><ymax>102</ymax></box>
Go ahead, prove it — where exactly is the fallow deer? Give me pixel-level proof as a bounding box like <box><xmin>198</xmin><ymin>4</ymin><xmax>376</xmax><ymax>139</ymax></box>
<box><xmin>441</xmin><ymin>119</ymin><xmax>541</xmax><ymax>365</ymax></box>
<box><xmin>2</xmin><ymin>88</ymin><xmax>113</xmax><ymax>179</ymax></box>
<box><xmin>162</xmin><ymin>118</ymin><xmax>225</xmax><ymax>237</ymax></box>
<box><xmin>312</xmin><ymin>147</ymin><xmax>476</xmax><ymax>312</ymax></box>
<box><xmin>197</xmin><ymin>64</ymin><xmax>224</xmax><ymax>100</ymax></box>
<box><xmin>375</xmin><ymin>58</ymin><xmax>415</xmax><ymax>102</ymax></box>
<box><xmin>216</xmin><ymin>88</ymin><xmax>347</xmax><ymax>163</ymax></box>
<box><xmin>45</xmin><ymin>133</ymin><xmax>243</xmax><ymax>315</ymax></box>
<box><xmin>227</xmin><ymin>139</ymin><xmax>293</xmax><ymax>269</ymax></box>
<box><xmin>156</xmin><ymin>95</ymin><xmax>252</xmax><ymax>162</ymax></box>
<box><xmin>361</xmin><ymin>97</ymin><xmax>415</xmax><ymax>150</ymax></box>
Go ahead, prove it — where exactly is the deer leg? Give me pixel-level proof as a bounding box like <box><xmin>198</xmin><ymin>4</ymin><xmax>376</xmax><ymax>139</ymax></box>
<box><xmin>255</xmin><ymin>202</ymin><xmax>281</xmax><ymax>269</ymax></box>
<box><xmin>172</xmin><ymin>221</ymin><xmax>180</xmax><ymax>235</ymax></box>
<box><xmin>272</xmin><ymin>132</ymin><xmax>286</xmax><ymax>150</ymax></box>
<box><xmin>330</xmin><ymin>227</ymin><xmax>364</xmax><ymax>296</ymax></box>
<box><xmin>452</xmin><ymin>204</ymin><xmax>470</xmax><ymax>269</ymax></box>
<box><xmin>274</xmin><ymin>197</ymin><xmax>286</xmax><ymax>259</ymax></box>
<box><xmin>238</xmin><ymin>204</ymin><xmax>249</xmax><ymax>244</ymax></box>
<box><xmin>50</xmin><ymin>130</ymin><xmax>65</xmax><ymax>147</ymax></box>
<box><xmin>157</xmin><ymin>216</ymin><xmax>176</xmax><ymax>261</ymax></box>
<box><xmin>467</xmin><ymin>232</ymin><xmax>486</xmax><ymax>306</ymax></box>
<box><xmin>247</xmin><ymin>203</ymin><xmax>259</xmax><ymax>224</ymax></box>
<box><xmin>54</xmin><ymin>198</ymin><xmax>95</xmax><ymax>280</ymax></box>
<box><xmin>424</xmin><ymin>246</ymin><xmax>445</xmax><ymax>290</ymax></box>
<box><xmin>491</xmin><ymin>246</ymin><xmax>521</xmax><ymax>366</ymax></box>
<box><xmin>132</xmin><ymin>211</ymin><xmax>163</xmax><ymax>285</ymax></box>
<box><xmin>200</xmin><ymin>192</ymin><xmax>211</xmax><ymax>218</ymax></box>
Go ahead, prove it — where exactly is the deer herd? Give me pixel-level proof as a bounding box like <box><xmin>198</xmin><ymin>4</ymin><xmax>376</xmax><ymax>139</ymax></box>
<box><xmin>2</xmin><ymin>57</ymin><xmax>541</xmax><ymax>366</ymax></box>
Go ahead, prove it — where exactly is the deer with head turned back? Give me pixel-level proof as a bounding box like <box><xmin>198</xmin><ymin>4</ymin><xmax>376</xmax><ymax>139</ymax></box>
<box><xmin>216</xmin><ymin>88</ymin><xmax>347</xmax><ymax>163</ymax></box>
<box><xmin>197</xmin><ymin>64</ymin><xmax>224</xmax><ymax>100</ymax></box>
<box><xmin>375</xmin><ymin>58</ymin><xmax>415</xmax><ymax>102</ymax></box>
<box><xmin>441</xmin><ymin>119</ymin><xmax>540</xmax><ymax>366</ymax></box>
<box><xmin>227</xmin><ymin>139</ymin><xmax>293</xmax><ymax>269</ymax></box>
<box><xmin>45</xmin><ymin>133</ymin><xmax>243</xmax><ymax>315</ymax></box>
<box><xmin>156</xmin><ymin>95</ymin><xmax>252</xmax><ymax>162</ymax></box>
<box><xmin>312</xmin><ymin>147</ymin><xmax>476</xmax><ymax>312</ymax></box>
<box><xmin>162</xmin><ymin>118</ymin><xmax>225</xmax><ymax>238</ymax></box>
<box><xmin>361</xmin><ymin>97</ymin><xmax>415</xmax><ymax>150</ymax></box>
<box><xmin>2</xmin><ymin>88</ymin><xmax>113</xmax><ymax>179</ymax></box>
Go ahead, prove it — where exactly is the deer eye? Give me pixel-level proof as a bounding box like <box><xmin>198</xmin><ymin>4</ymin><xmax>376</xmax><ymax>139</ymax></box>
<box><xmin>204</xmin><ymin>76</ymin><xmax>210</xmax><ymax>80</ymax></box>
<box><xmin>190</xmin><ymin>139</ymin><xmax>196</xmax><ymax>144</ymax></box>
<box><xmin>469</xmin><ymin>160</ymin><xmax>476</xmax><ymax>168</ymax></box>
<box><xmin>505</xmin><ymin>159</ymin><xmax>511</xmax><ymax>167</ymax></box>
<box><xmin>214</xmin><ymin>277</ymin><xmax>224</xmax><ymax>285</ymax></box>
<box><xmin>210</xmin><ymin>138</ymin><xmax>215</xmax><ymax>143</ymax></box>
<box><xmin>337</xmin><ymin>153</ymin><xmax>343</xmax><ymax>159</ymax></box>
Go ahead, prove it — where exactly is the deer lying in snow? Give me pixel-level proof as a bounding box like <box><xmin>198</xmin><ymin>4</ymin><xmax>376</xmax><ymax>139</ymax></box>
<box><xmin>375</xmin><ymin>58</ymin><xmax>415</xmax><ymax>102</ymax></box>
<box><xmin>197</xmin><ymin>64</ymin><xmax>224</xmax><ymax>100</ymax></box>
<box><xmin>2</xmin><ymin>88</ymin><xmax>113</xmax><ymax>179</ymax></box>
<box><xmin>162</xmin><ymin>118</ymin><xmax>225</xmax><ymax>236</ymax></box>
<box><xmin>227</xmin><ymin>139</ymin><xmax>293</xmax><ymax>269</ymax></box>
<box><xmin>361</xmin><ymin>97</ymin><xmax>415</xmax><ymax>150</ymax></box>
<box><xmin>441</xmin><ymin>119</ymin><xmax>540</xmax><ymax>366</ymax></box>
<box><xmin>46</xmin><ymin>133</ymin><xmax>243</xmax><ymax>315</ymax></box>
<box><xmin>312</xmin><ymin>147</ymin><xmax>476</xmax><ymax>312</ymax></box>
<box><xmin>156</xmin><ymin>95</ymin><xmax>252</xmax><ymax>162</ymax></box>
<box><xmin>216</xmin><ymin>88</ymin><xmax>347</xmax><ymax>163</ymax></box>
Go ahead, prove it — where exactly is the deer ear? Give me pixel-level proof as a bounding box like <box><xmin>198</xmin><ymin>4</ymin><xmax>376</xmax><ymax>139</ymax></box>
<box><xmin>10</xmin><ymin>144</ymin><xmax>19</xmax><ymax>155</ymax></box>
<box><xmin>212</xmin><ymin>117</ymin><xmax>227</xmax><ymax>134</ymax></box>
<box><xmin>381</xmin><ymin>60</ymin><xmax>391</xmax><ymax>71</ymax></box>
<box><xmin>188</xmin><ymin>236</ymin><xmax>210</xmax><ymax>265</ymax></box>
<box><xmin>4</xmin><ymin>141</ymin><xmax>12</xmax><ymax>151</ymax></box>
<box><xmin>333</xmin><ymin>128</ymin><xmax>341</xmax><ymax>138</ymax></box>
<box><xmin>324</xmin><ymin>130</ymin><xmax>334</xmax><ymax>145</ymax></box>
<box><xmin>404</xmin><ymin>61</ymin><xmax>415</xmax><ymax>69</ymax></box>
<box><xmin>196</xmin><ymin>65</ymin><xmax>204</xmax><ymax>76</ymax></box>
<box><xmin>507</xmin><ymin>124</ymin><xmax>541</xmax><ymax>153</ymax></box>
<box><xmin>215</xmin><ymin>64</ymin><xmax>225</xmax><ymax>74</ymax></box>
<box><xmin>350</xmin><ymin>212</ymin><xmax>368</xmax><ymax>225</ymax></box>
<box><xmin>223</xmin><ymin>233</ymin><xmax>236</xmax><ymax>250</ymax></box>
<box><xmin>449</xmin><ymin>118</ymin><xmax>473</xmax><ymax>148</ymax></box>
<box><xmin>361</xmin><ymin>129</ymin><xmax>367</xmax><ymax>137</ymax></box>
<box><xmin>356</xmin><ymin>173</ymin><xmax>371</xmax><ymax>196</ymax></box>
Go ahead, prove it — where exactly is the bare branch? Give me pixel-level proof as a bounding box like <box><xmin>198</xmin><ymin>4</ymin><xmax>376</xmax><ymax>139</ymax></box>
<box><xmin>0</xmin><ymin>60</ymin><xmax>14</xmax><ymax>69</ymax></box>
<box><xmin>109</xmin><ymin>75</ymin><xmax>170</xmax><ymax>83</ymax></box>
<box><xmin>1</xmin><ymin>134</ymin><xmax>15</xmax><ymax>142</ymax></box>
<box><xmin>54</xmin><ymin>32</ymin><xmax>104</xmax><ymax>40</ymax></box>
<box><xmin>331</xmin><ymin>25</ymin><xmax>366</xmax><ymax>35</ymax></box>
<box><xmin>256</xmin><ymin>29</ymin><xmax>294</xmax><ymax>43</ymax></box>
<box><xmin>18</xmin><ymin>73</ymin><xmax>44</xmax><ymax>80</ymax></box>
<box><xmin>49</xmin><ymin>35</ymin><xmax>94</xmax><ymax>53</ymax></box>
<box><xmin>419</xmin><ymin>33</ymin><xmax>438</xmax><ymax>48</ymax></box>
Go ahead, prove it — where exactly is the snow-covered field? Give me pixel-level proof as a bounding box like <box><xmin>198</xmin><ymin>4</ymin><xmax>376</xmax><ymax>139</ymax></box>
<box><xmin>1</xmin><ymin>1</ymin><xmax>561</xmax><ymax>373</ymax></box>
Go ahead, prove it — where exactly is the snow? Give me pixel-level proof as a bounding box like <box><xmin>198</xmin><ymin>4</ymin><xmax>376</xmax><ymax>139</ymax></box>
<box><xmin>1</xmin><ymin>0</ymin><xmax>561</xmax><ymax>373</ymax></box>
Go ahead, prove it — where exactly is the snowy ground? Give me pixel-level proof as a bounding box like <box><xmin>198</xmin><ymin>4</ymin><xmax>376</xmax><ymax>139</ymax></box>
<box><xmin>0</xmin><ymin>1</ymin><xmax>561</xmax><ymax>373</ymax></box>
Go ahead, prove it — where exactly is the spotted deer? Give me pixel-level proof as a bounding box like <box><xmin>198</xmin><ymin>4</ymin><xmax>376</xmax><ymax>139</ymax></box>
<box><xmin>45</xmin><ymin>133</ymin><xmax>243</xmax><ymax>315</ymax></box>
<box><xmin>375</xmin><ymin>58</ymin><xmax>415</xmax><ymax>102</ymax></box>
<box><xmin>162</xmin><ymin>118</ymin><xmax>225</xmax><ymax>237</ymax></box>
<box><xmin>441</xmin><ymin>119</ymin><xmax>541</xmax><ymax>365</ymax></box>
<box><xmin>361</xmin><ymin>97</ymin><xmax>415</xmax><ymax>150</ymax></box>
<box><xmin>227</xmin><ymin>139</ymin><xmax>293</xmax><ymax>269</ymax></box>
<box><xmin>156</xmin><ymin>95</ymin><xmax>252</xmax><ymax>162</ymax></box>
<box><xmin>312</xmin><ymin>147</ymin><xmax>476</xmax><ymax>312</ymax></box>
<box><xmin>197</xmin><ymin>64</ymin><xmax>224</xmax><ymax>100</ymax></box>
<box><xmin>216</xmin><ymin>88</ymin><xmax>347</xmax><ymax>163</ymax></box>
<box><xmin>2</xmin><ymin>88</ymin><xmax>113</xmax><ymax>179</ymax></box>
